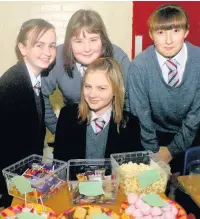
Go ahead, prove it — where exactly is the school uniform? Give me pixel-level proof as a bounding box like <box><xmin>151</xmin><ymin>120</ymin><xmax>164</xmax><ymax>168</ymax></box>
<box><xmin>0</xmin><ymin>61</ymin><xmax>45</xmax><ymax>206</ymax></box>
<box><xmin>128</xmin><ymin>41</ymin><xmax>200</xmax><ymax>173</ymax></box>
<box><xmin>54</xmin><ymin>104</ymin><xmax>143</xmax><ymax>162</ymax></box>
<box><xmin>41</xmin><ymin>44</ymin><xmax>131</xmax><ymax>134</ymax></box>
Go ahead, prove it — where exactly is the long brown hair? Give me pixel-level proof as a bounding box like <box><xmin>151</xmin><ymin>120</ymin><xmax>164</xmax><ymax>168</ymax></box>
<box><xmin>78</xmin><ymin>57</ymin><xmax>125</xmax><ymax>132</ymax></box>
<box><xmin>148</xmin><ymin>4</ymin><xmax>189</xmax><ymax>33</ymax></box>
<box><xmin>15</xmin><ymin>18</ymin><xmax>55</xmax><ymax>60</ymax></box>
<box><xmin>63</xmin><ymin>9</ymin><xmax>113</xmax><ymax>78</ymax></box>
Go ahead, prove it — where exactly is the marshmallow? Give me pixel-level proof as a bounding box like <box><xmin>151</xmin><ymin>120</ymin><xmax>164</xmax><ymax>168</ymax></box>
<box><xmin>132</xmin><ymin>209</ymin><xmax>143</xmax><ymax>217</ymax></box>
<box><xmin>125</xmin><ymin>205</ymin><xmax>135</xmax><ymax>215</ymax></box>
<box><xmin>127</xmin><ymin>193</ymin><xmax>139</xmax><ymax>205</ymax></box>
<box><xmin>143</xmin><ymin>215</ymin><xmax>153</xmax><ymax>219</ymax></box>
<box><xmin>140</xmin><ymin>203</ymin><xmax>151</xmax><ymax>216</ymax></box>
<box><xmin>171</xmin><ymin>205</ymin><xmax>178</xmax><ymax>216</ymax></box>
<box><xmin>151</xmin><ymin>207</ymin><xmax>162</xmax><ymax>216</ymax></box>
<box><xmin>135</xmin><ymin>198</ymin><xmax>145</xmax><ymax>209</ymax></box>
<box><xmin>161</xmin><ymin>204</ymin><xmax>171</xmax><ymax>212</ymax></box>
<box><xmin>163</xmin><ymin>211</ymin><xmax>176</xmax><ymax>219</ymax></box>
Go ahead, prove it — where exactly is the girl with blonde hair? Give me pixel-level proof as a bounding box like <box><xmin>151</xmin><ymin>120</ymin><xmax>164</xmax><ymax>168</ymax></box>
<box><xmin>55</xmin><ymin>58</ymin><xmax>141</xmax><ymax>161</ymax></box>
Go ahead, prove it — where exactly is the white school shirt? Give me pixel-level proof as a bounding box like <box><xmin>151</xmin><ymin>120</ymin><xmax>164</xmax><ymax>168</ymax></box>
<box><xmin>156</xmin><ymin>43</ymin><xmax>187</xmax><ymax>85</ymax></box>
<box><xmin>76</xmin><ymin>62</ymin><xmax>87</xmax><ymax>77</ymax></box>
<box><xmin>90</xmin><ymin>107</ymin><xmax>112</xmax><ymax>133</ymax></box>
<box><xmin>26</xmin><ymin>65</ymin><xmax>41</xmax><ymax>89</ymax></box>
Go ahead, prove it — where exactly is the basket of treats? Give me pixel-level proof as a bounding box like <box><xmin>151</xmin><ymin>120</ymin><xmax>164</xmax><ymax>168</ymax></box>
<box><xmin>67</xmin><ymin>159</ymin><xmax>119</xmax><ymax>205</ymax></box>
<box><xmin>2</xmin><ymin>154</ymin><xmax>67</xmax><ymax>202</ymax></box>
<box><xmin>111</xmin><ymin>151</ymin><xmax>171</xmax><ymax>195</ymax></box>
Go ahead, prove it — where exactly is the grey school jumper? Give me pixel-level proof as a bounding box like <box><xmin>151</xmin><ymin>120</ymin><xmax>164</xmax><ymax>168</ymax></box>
<box><xmin>127</xmin><ymin>41</ymin><xmax>200</xmax><ymax>157</ymax></box>
<box><xmin>85</xmin><ymin>123</ymin><xmax>110</xmax><ymax>159</ymax></box>
<box><xmin>41</xmin><ymin>44</ymin><xmax>130</xmax><ymax>134</ymax></box>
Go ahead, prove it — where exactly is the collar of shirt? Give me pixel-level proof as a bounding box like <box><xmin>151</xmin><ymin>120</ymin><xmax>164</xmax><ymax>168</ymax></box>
<box><xmin>26</xmin><ymin>64</ymin><xmax>41</xmax><ymax>88</ymax></box>
<box><xmin>155</xmin><ymin>43</ymin><xmax>187</xmax><ymax>83</ymax></box>
<box><xmin>90</xmin><ymin>107</ymin><xmax>112</xmax><ymax>132</ymax></box>
<box><xmin>76</xmin><ymin>62</ymin><xmax>87</xmax><ymax>77</ymax></box>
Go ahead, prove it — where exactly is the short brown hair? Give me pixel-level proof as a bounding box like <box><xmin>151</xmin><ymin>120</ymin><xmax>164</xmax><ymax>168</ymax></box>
<box><xmin>15</xmin><ymin>18</ymin><xmax>55</xmax><ymax>60</ymax></box>
<box><xmin>148</xmin><ymin>4</ymin><xmax>189</xmax><ymax>33</ymax></box>
<box><xmin>63</xmin><ymin>9</ymin><xmax>113</xmax><ymax>78</ymax></box>
<box><xmin>78</xmin><ymin>57</ymin><xmax>124</xmax><ymax>132</ymax></box>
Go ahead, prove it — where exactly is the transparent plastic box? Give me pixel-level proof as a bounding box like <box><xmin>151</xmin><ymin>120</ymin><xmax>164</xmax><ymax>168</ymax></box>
<box><xmin>2</xmin><ymin>154</ymin><xmax>68</xmax><ymax>202</ymax></box>
<box><xmin>110</xmin><ymin>151</ymin><xmax>171</xmax><ymax>195</ymax></box>
<box><xmin>67</xmin><ymin>159</ymin><xmax>119</xmax><ymax>205</ymax></box>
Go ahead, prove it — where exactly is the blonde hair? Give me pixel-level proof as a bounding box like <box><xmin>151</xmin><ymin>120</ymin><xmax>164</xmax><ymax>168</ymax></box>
<box><xmin>78</xmin><ymin>57</ymin><xmax>125</xmax><ymax>132</ymax></box>
<box><xmin>63</xmin><ymin>9</ymin><xmax>113</xmax><ymax>77</ymax></box>
<box><xmin>148</xmin><ymin>4</ymin><xmax>189</xmax><ymax>33</ymax></box>
<box><xmin>15</xmin><ymin>19</ymin><xmax>55</xmax><ymax>60</ymax></box>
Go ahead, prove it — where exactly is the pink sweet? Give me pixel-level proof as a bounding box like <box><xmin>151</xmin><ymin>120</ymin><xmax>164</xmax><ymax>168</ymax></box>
<box><xmin>171</xmin><ymin>205</ymin><xmax>178</xmax><ymax>216</ymax></box>
<box><xmin>140</xmin><ymin>194</ymin><xmax>146</xmax><ymax>199</ymax></box>
<box><xmin>163</xmin><ymin>211</ymin><xmax>176</xmax><ymax>219</ymax></box>
<box><xmin>125</xmin><ymin>205</ymin><xmax>136</xmax><ymax>215</ymax></box>
<box><xmin>140</xmin><ymin>203</ymin><xmax>151</xmax><ymax>216</ymax></box>
<box><xmin>132</xmin><ymin>208</ymin><xmax>143</xmax><ymax>217</ymax></box>
<box><xmin>143</xmin><ymin>215</ymin><xmax>153</xmax><ymax>219</ymax></box>
<box><xmin>127</xmin><ymin>193</ymin><xmax>139</xmax><ymax>205</ymax></box>
<box><xmin>151</xmin><ymin>207</ymin><xmax>162</xmax><ymax>216</ymax></box>
<box><xmin>135</xmin><ymin>198</ymin><xmax>145</xmax><ymax>209</ymax></box>
<box><xmin>161</xmin><ymin>204</ymin><xmax>172</xmax><ymax>212</ymax></box>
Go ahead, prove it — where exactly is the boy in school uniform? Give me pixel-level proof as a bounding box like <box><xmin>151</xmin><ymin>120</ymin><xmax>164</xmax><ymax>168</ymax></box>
<box><xmin>127</xmin><ymin>4</ymin><xmax>200</xmax><ymax>174</ymax></box>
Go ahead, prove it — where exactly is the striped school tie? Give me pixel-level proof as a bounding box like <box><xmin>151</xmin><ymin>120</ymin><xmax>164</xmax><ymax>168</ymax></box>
<box><xmin>94</xmin><ymin>118</ymin><xmax>105</xmax><ymax>135</ymax></box>
<box><xmin>166</xmin><ymin>59</ymin><xmax>179</xmax><ymax>87</ymax></box>
<box><xmin>33</xmin><ymin>81</ymin><xmax>41</xmax><ymax>96</ymax></box>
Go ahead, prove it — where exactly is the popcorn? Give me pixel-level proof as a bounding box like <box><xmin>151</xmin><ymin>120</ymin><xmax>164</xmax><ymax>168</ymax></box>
<box><xmin>119</xmin><ymin>162</ymin><xmax>167</xmax><ymax>195</ymax></box>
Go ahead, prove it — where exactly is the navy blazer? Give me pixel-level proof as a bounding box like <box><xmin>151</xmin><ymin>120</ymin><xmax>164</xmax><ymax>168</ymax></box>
<box><xmin>0</xmin><ymin>61</ymin><xmax>45</xmax><ymax>167</ymax></box>
<box><xmin>54</xmin><ymin>104</ymin><xmax>143</xmax><ymax>161</ymax></box>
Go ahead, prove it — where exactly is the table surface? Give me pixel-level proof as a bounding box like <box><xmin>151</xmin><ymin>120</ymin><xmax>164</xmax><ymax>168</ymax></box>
<box><xmin>178</xmin><ymin>174</ymin><xmax>200</xmax><ymax>207</ymax></box>
<box><xmin>11</xmin><ymin>185</ymin><xmax>127</xmax><ymax>215</ymax></box>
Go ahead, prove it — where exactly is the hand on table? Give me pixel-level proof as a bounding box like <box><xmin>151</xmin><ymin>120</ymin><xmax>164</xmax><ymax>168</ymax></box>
<box><xmin>155</xmin><ymin>146</ymin><xmax>172</xmax><ymax>164</ymax></box>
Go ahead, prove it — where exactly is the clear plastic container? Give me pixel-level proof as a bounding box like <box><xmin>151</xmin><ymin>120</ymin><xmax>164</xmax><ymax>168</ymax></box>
<box><xmin>2</xmin><ymin>154</ymin><xmax>68</xmax><ymax>202</ymax></box>
<box><xmin>110</xmin><ymin>151</ymin><xmax>171</xmax><ymax>195</ymax></box>
<box><xmin>67</xmin><ymin>159</ymin><xmax>119</xmax><ymax>204</ymax></box>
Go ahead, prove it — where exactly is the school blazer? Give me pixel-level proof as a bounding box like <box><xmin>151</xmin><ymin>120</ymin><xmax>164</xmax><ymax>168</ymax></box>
<box><xmin>54</xmin><ymin>104</ymin><xmax>143</xmax><ymax>161</ymax></box>
<box><xmin>0</xmin><ymin>61</ymin><xmax>46</xmax><ymax>168</ymax></box>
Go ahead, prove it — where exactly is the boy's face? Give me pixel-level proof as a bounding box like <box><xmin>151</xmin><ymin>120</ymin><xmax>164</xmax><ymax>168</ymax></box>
<box><xmin>149</xmin><ymin>28</ymin><xmax>189</xmax><ymax>58</ymax></box>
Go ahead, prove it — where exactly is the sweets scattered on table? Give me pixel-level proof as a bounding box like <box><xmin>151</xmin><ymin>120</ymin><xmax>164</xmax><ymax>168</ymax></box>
<box><xmin>0</xmin><ymin>203</ymin><xmax>57</xmax><ymax>219</ymax></box>
<box><xmin>59</xmin><ymin>205</ymin><xmax>119</xmax><ymax>219</ymax></box>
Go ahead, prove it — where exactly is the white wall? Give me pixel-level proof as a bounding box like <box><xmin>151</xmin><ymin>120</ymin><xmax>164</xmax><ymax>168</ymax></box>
<box><xmin>0</xmin><ymin>1</ymin><xmax>132</xmax><ymax>74</ymax></box>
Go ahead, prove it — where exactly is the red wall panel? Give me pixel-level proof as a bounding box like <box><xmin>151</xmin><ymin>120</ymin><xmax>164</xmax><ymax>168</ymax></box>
<box><xmin>132</xmin><ymin>1</ymin><xmax>200</xmax><ymax>58</ymax></box>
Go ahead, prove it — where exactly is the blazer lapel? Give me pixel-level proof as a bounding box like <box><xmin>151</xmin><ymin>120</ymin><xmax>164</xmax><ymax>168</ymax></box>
<box><xmin>18</xmin><ymin>61</ymin><xmax>43</xmax><ymax>124</ymax></box>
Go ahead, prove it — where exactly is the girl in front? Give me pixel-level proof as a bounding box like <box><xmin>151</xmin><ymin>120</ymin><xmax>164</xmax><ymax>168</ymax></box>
<box><xmin>55</xmin><ymin>58</ymin><xmax>142</xmax><ymax>161</ymax></box>
<box><xmin>0</xmin><ymin>19</ymin><xmax>56</xmax><ymax>207</ymax></box>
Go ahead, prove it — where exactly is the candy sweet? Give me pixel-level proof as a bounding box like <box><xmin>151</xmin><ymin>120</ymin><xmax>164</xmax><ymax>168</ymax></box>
<box><xmin>122</xmin><ymin>193</ymin><xmax>181</xmax><ymax>219</ymax></box>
